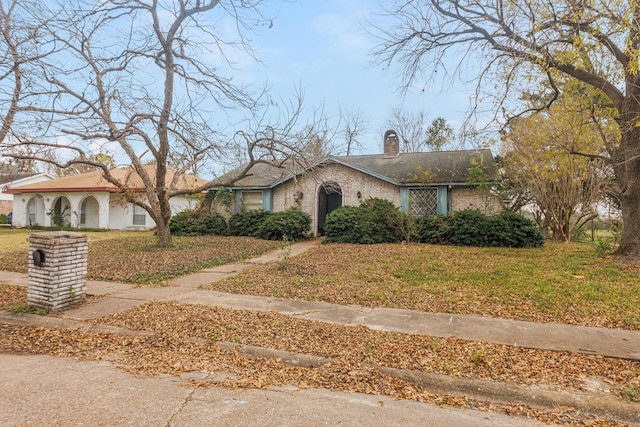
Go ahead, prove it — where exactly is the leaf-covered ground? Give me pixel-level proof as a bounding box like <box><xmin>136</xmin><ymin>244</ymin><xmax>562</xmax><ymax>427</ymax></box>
<box><xmin>1</xmin><ymin>301</ymin><xmax>637</xmax><ymax>426</ymax></box>
<box><xmin>204</xmin><ymin>242</ymin><xmax>640</xmax><ymax>330</ymax></box>
<box><xmin>0</xmin><ymin>233</ymin><xmax>281</xmax><ymax>284</ymax></box>
<box><xmin>0</xmin><ymin>284</ymin><xmax>26</xmax><ymax>309</ymax></box>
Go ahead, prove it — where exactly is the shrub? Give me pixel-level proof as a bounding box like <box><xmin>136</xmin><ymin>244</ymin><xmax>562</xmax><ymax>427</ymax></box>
<box><xmin>494</xmin><ymin>210</ymin><xmax>544</xmax><ymax>248</ymax></box>
<box><xmin>0</xmin><ymin>214</ymin><xmax>8</xmax><ymax>225</ymax></box>
<box><xmin>325</xmin><ymin>198</ymin><xmax>404</xmax><ymax>244</ymax></box>
<box><xmin>413</xmin><ymin>214</ymin><xmax>453</xmax><ymax>244</ymax></box>
<box><xmin>254</xmin><ymin>207</ymin><xmax>311</xmax><ymax>241</ymax></box>
<box><xmin>448</xmin><ymin>209</ymin><xmax>491</xmax><ymax>246</ymax></box>
<box><xmin>169</xmin><ymin>210</ymin><xmax>228</xmax><ymax>236</ymax></box>
<box><xmin>412</xmin><ymin>210</ymin><xmax>543</xmax><ymax>248</ymax></box>
<box><xmin>228</xmin><ymin>210</ymin><xmax>271</xmax><ymax>236</ymax></box>
<box><xmin>324</xmin><ymin>206</ymin><xmax>362</xmax><ymax>243</ymax></box>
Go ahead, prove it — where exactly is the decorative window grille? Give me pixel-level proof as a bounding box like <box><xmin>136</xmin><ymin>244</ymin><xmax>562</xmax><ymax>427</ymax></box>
<box><xmin>409</xmin><ymin>188</ymin><xmax>438</xmax><ymax>217</ymax></box>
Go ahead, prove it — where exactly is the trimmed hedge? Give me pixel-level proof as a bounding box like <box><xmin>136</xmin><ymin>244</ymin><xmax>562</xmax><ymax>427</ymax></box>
<box><xmin>326</xmin><ymin>203</ymin><xmax>543</xmax><ymax>248</ymax></box>
<box><xmin>171</xmin><ymin>207</ymin><xmax>311</xmax><ymax>241</ymax></box>
<box><xmin>325</xmin><ymin>198</ymin><xmax>404</xmax><ymax>244</ymax></box>
<box><xmin>414</xmin><ymin>214</ymin><xmax>452</xmax><ymax>245</ymax></box>
<box><xmin>254</xmin><ymin>208</ymin><xmax>311</xmax><ymax>241</ymax></box>
<box><xmin>169</xmin><ymin>210</ymin><xmax>228</xmax><ymax>236</ymax></box>
<box><xmin>414</xmin><ymin>209</ymin><xmax>544</xmax><ymax>248</ymax></box>
<box><xmin>228</xmin><ymin>210</ymin><xmax>271</xmax><ymax>237</ymax></box>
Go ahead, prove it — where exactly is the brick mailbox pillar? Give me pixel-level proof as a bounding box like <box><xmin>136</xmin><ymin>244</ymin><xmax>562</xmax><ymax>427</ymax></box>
<box><xmin>27</xmin><ymin>231</ymin><xmax>88</xmax><ymax>311</ymax></box>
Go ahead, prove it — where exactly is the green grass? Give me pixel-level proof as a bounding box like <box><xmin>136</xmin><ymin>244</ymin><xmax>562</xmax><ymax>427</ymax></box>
<box><xmin>0</xmin><ymin>228</ymin><xmax>144</xmax><ymax>252</ymax></box>
<box><xmin>206</xmin><ymin>241</ymin><xmax>640</xmax><ymax>330</ymax></box>
<box><xmin>5</xmin><ymin>302</ymin><xmax>50</xmax><ymax>315</ymax></box>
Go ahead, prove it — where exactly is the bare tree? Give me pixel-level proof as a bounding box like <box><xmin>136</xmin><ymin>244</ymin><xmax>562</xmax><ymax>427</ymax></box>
<box><xmin>0</xmin><ymin>0</ymin><xmax>44</xmax><ymax>146</ymax></box>
<box><xmin>4</xmin><ymin>0</ymin><xmax>319</xmax><ymax>247</ymax></box>
<box><xmin>386</xmin><ymin>108</ymin><xmax>454</xmax><ymax>152</ymax></box>
<box><xmin>374</xmin><ymin>0</ymin><xmax>640</xmax><ymax>258</ymax></box>
<box><xmin>338</xmin><ymin>108</ymin><xmax>368</xmax><ymax>156</ymax></box>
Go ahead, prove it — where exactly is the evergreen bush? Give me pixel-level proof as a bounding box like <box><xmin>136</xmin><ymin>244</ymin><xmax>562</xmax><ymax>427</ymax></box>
<box><xmin>448</xmin><ymin>209</ymin><xmax>492</xmax><ymax>246</ymax></box>
<box><xmin>324</xmin><ymin>198</ymin><xmax>404</xmax><ymax>244</ymax></box>
<box><xmin>228</xmin><ymin>209</ymin><xmax>271</xmax><ymax>236</ymax></box>
<box><xmin>169</xmin><ymin>210</ymin><xmax>228</xmax><ymax>236</ymax></box>
<box><xmin>254</xmin><ymin>207</ymin><xmax>311</xmax><ymax>241</ymax></box>
<box><xmin>413</xmin><ymin>209</ymin><xmax>544</xmax><ymax>248</ymax></box>
<box><xmin>494</xmin><ymin>210</ymin><xmax>544</xmax><ymax>248</ymax></box>
<box><xmin>324</xmin><ymin>205</ymin><xmax>362</xmax><ymax>243</ymax></box>
<box><xmin>413</xmin><ymin>214</ymin><xmax>453</xmax><ymax>244</ymax></box>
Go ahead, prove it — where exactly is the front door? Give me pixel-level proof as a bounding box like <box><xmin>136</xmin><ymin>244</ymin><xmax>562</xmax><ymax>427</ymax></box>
<box><xmin>317</xmin><ymin>182</ymin><xmax>342</xmax><ymax>235</ymax></box>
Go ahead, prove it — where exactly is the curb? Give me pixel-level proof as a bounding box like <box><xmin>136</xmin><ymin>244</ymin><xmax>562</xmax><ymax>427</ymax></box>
<box><xmin>230</xmin><ymin>341</ymin><xmax>640</xmax><ymax>426</ymax></box>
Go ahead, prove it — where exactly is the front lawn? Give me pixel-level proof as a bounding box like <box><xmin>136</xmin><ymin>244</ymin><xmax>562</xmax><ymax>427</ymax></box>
<box><xmin>0</xmin><ymin>229</ymin><xmax>281</xmax><ymax>285</ymax></box>
<box><xmin>204</xmin><ymin>242</ymin><xmax>640</xmax><ymax>330</ymax></box>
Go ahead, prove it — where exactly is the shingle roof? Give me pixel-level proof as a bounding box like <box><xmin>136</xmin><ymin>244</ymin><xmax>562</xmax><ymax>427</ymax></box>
<box><xmin>214</xmin><ymin>149</ymin><xmax>495</xmax><ymax>189</ymax></box>
<box><xmin>6</xmin><ymin>165</ymin><xmax>207</xmax><ymax>194</ymax></box>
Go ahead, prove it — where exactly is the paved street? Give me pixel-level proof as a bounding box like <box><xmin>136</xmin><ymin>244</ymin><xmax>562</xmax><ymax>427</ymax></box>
<box><xmin>0</xmin><ymin>353</ymin><xmax>549</xmax><ymax>427</ymax></box>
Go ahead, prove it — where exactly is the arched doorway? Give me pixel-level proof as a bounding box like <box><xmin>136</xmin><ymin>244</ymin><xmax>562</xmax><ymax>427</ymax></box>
<box><xmin>26</xmin><ymin>196</ymin><xmax>45</xmax><ymax>226</ymax></box>
<box><xmin>80</xmin><ymin>196</ymin><xmax>100</xmax><ymax>228</ymax></box>
<box><xmin>317</xmin><ymin>182</ymin><xmax>342</xmax><ymax>236</ymax></box>
<box><xmin>50</xmin><ymin>196</ymin><xmax>71</xmax><ymax>227</ymax></box>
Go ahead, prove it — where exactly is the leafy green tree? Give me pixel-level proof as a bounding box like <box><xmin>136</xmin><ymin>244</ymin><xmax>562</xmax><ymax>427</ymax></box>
<box><xmin>501</xmin><ymin>96</ymin><xmax>609</xmax><ymax>241</ymax></box>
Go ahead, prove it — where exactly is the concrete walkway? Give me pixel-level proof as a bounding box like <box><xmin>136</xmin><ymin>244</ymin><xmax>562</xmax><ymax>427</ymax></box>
<box><xmin>1</xmin><ymin>240</ymin><xmax>640</xmax><ymax>425</ymax></box>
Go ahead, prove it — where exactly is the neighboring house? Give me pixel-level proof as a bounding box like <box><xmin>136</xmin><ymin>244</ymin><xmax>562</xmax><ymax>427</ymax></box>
<box><xmin>6</xmin><ymin>165</ymin><xmax>206</xmax><ymax>230</ymax></box>
<box><xmin>211</xmin><ymin>130</ymin><xmax>501</xmax><ymax>236</ymax></box>
<box><xmin>0</xmin><ymin>164</ymin><xmax>54</xmax><ymax>216</ymax></box>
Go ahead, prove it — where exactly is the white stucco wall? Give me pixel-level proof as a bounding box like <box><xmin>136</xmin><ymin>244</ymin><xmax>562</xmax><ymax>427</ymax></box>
<box><xmin>12</xmin><ymin>192</ymin><xmax>112</xmax><ymax>228</ymax></box>
<box><xmin>11</xmin><ymin>191</ymin><xmax>198</xmax><ymax>230</ymax></box>
<box><xmin>0</xmin><ymin>174</ymin><xmax>53</xmax><ymax>201</ymax></box>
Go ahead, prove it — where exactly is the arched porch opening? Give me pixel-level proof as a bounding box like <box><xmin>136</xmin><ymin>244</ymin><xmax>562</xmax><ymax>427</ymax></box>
<box><xmin>80</xmin><ymin>196</ymin><xmax>100</xmax><ymax>228</ymax></box>
<box><xmin>26</xmin><ymin>195</ymin><xmax>45</xmax><ymax>226</ymax></box>
<box><xmin>50</xmin><ymin>196</ymin><xmax>72</xmax><ymax>227</ymax></box>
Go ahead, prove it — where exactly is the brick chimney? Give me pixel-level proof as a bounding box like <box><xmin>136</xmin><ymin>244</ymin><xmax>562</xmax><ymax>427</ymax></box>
<box><xmin>383</xmin><ymin>129</ymin><xmax>399</xmax><ymax>158</ymax></box>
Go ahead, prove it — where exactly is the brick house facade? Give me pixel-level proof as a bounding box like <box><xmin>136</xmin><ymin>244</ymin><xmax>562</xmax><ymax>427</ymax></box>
<box><xmin>212</xmin><ymin>131</ymin><xmax>501</xmax><ymax>236</ymax></box>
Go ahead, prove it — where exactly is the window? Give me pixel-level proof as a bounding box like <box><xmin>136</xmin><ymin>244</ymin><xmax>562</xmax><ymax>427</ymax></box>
<box><xmin>80</xmin><ymin>200</ymin><xmax>87</xmax><ymax>225</ymax></box>
<box><xmin>132</xmin><ymin>204</ymin><xmax>146</xmax><ymax>226</ymax></box>
<box><xmin>409</xmin><ymin>188</ymin><xmax>438</xmax><ymax>217</ymax></box>
<box><xmin>241</xmin><ymin>191</ymin><xmax>263</xmax><ymax>211</ymax></box>
<box><xmin>27</xmin><ymin>198</ymin><xmax>37</xmax><ymax>225</ymax></box>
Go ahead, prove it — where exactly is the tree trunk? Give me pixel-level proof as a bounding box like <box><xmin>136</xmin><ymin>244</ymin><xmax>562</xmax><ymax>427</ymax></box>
<box><xmin>615</xmin><ymin>168</ymin><xmax>640</xmax><ymax>257</ymax></box>
<box><xmin>156</xmin><ymin>216</ymin><xmax>172</xmax><ymax>247</ymax></box>
<box><xmin>613</xmin><ymin>105</ymin><xmax>640</xmax><ymax>258</ymax></box>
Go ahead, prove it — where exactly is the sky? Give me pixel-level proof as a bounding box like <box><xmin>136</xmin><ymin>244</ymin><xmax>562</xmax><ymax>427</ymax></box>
<box><xmin>2</xmin><ymin>0</ymin><xmax>494</xmax><ymax>173</ymax></box>
<box><xmin>227</xmin><ymin>0</ymin><xmax>487</xmax><ymax>155</ymax></box>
